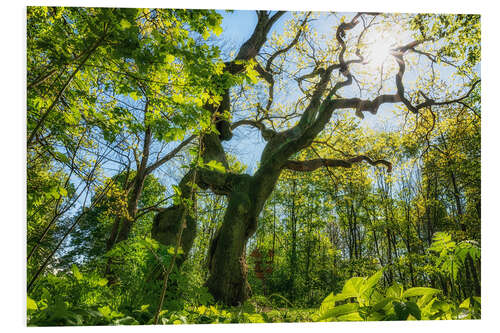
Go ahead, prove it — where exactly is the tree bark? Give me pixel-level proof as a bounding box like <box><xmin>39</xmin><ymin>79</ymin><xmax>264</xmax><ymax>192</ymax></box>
<box><xmin>205</xmin><ymin>167</ymin><xmax>281</xmax><ymax>305</ymax></box>
<box><xmin>205</xmin><ymin>175</ymin><xmax>254</xmax><ymax>305</ymax></box>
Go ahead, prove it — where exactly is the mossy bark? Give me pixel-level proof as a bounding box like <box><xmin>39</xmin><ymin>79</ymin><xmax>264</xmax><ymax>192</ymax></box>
<box><xmin>205</xmin><ymin>176</ymin><xmax>254</xmax><ymax>304</ymax></box>
<box><xmin>205</xmin><ymin>170</ymin><xmax>281</xmax><ymax>305</ymax></box>
<box><xmin>151</xmin><ymin>205</ymin><xmax>197</xmax><ymax>263</ymax></box>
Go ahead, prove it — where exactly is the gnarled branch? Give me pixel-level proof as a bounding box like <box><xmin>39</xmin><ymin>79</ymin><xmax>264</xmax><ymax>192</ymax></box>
<box><xmin>231</xmin><ymin>119</ymin><xmax>277</xmax><ymax>141</ymax></box>
<box><xmin>283</xmin><ymin>155</ymin><xmax>392</xmax><ymax>172</ymax></box>
<box><xmin>196</xmin><ymin>168</ymin><xmax>242</xmax><ymax>196</ymax></box>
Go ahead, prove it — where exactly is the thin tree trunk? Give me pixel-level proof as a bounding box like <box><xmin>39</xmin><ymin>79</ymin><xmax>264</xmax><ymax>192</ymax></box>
<box><xmin>290</xmin><ymin>179</ymin><xmax>298</xmax><ymax>294</ymax></box>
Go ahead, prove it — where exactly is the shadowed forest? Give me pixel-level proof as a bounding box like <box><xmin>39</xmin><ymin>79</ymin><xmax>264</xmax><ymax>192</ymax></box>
<box><xmin>27</xmin><ymin>7</ymin><xmax>481</xmax><ymax>325</ymax></box>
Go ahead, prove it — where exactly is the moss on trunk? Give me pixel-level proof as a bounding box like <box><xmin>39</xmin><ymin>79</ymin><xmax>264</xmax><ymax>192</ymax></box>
<box><xmin>151</xmin><ymin>205</ymin><xmax>197</xmax><ymax>263</ymax></box>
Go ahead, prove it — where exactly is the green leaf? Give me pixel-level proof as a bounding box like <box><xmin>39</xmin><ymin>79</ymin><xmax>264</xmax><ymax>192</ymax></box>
<box><xmin>386</xmin><ymin>284</ymin><xmax>403</xmax><ymax>299</ymax></box>
<box><xmin>336</xmin><ymin>311</ymin><xmax>363</xmax><ymax>321</ymax></box>
<box><xmin>54</xmin><ymin>151</ymin><xmax>71</xmax><ymax>164</ymax></box>
<box><xmin>459</xmin><ymin>298</ymin><xmax>470</xmax><ymax>309</ymax></box>
<box><xmin>172</xmin><ymin>185</ymin><xmax>182</xmax><ymax>197</ymax></box>
<box><xmin>96</xmin><ymin>277</ymin><xmax>108</xmax><ymax>287</ymax></box>
<box><xmin>403</xmin><ymin>287</ymin><xmax>441</xmax><ymax>298</ymax></box>
<box><xmin>167</xmin><ymin>246</ymin><xmax>184</xmax><ymax>255</ymax></box>
<box><xmin>138</xmin><ymin>304</ymin><xmax>150</xmax><ymax>312</ymax></box>
<box><xmin>98</xmin><ymin>305</ymin><xmax>123</xmax><ymax>320</ymax></box>
<box><xmin>172</xmin><ymin>94</ymin><xmax>184</xmax><ymax>104</ymax></box>
<box><xmin>342</xmin><ymin>277</ymin><xmax>365</xmax><ymax>298</ymax></box>
<box><xmin>417</xmin><ymin>293</ymin><xmax>435</xmax><ymax>308</ymax></box>
<box><xmin>213</xmin><ymin>25</ymin><xmax>223</xmax><ymax>36</ymax></box>
<box><xmin>98</xmin><ymin>305</ymin><xmax>111</xmax><ymax>318</ymax></box>
<box><xmin>246</xmin><ymin>313</ymin><xmax>265</xmax><ymax>323</ymax></box>
<box><xmin>206</xmin><ymin>160</ymin><xmax>226</xmax><ymax>173</ymax></box>
<box><xmin>406</xmin><ymin>301</ymin><xmax>421</xmax><ymax>320</ymax></box>
<box><xmin>158</xmin><ymin>309</ymin><xmax>169</xmax><ymax>318</ymax></box>
<box><xmin>429</xmin><ymin>232</ymin><xmax>456</xmax><ymax>254</ymax></box>
<box><xmin>372</xmin><ymin>297</ymin><xmax>392</xmax><ymax>312</ymax></box>
<box><xmin>361</xmin><ymin>270</ymin><xmax>383</xmax><ymax>296</ymax></box>
<box><xmin>319</xmin><ymin>292</ymin><xmax>349</xmax><ymax>312</ymax></box>
<box><xmin>393</xmin><ymin>301</ymin><xmax>410</xmax><ymax>320</ymax></box>
<box><xmin>202</xmin><ymin>29</ymin><xmax>211</xmax><ymax>40</ymax></box>
<box><xmin>245</xmin><ymin>67</ymin><xmax>259</xmax><ymax>84</ymax></box>
<box><xmin>367</xmin><ymin>311</ymin><xmax>385</xmax><ymax>321</ymax></box>
<box><xmin>120</xmin><ymin>19</ymin><xmax>132</xmax><ymax>30</ymax></box>
<box><xmin>165</xmin><ymin>54</ymin><xmax>175</xmax><ymax>63</ymax></box>
<box><xmin>318</xmin><ymin>303</ymin><xmax>359</xmax><ymax>321</ymax></box>
<box><xmin>27</xmin><ymin>297</ymin><xmax>38</xmax><ymax>311</ymax></box>
<box><xmin>431</xmin><ymin>300</ymin><xmax>451</xmax><ymax>313</ymax></box>
<box><xmin>72</xmin><ymin>264</ymin><xmax>83</xmax><ymax>281</ymax></box>
<box><xmin>115</xmin><ymin>316</ymin><xmax>139</xmax><ymax>325</ymax></box>
<box><xmin>48</xmin><ymin>186</ymin><xmax>61</xmax><ymax>199</ymax></box>
<box><xmin>129</xmin><ymin>91</ymin><xmax>140</xmax><ymax>101</ymax></box>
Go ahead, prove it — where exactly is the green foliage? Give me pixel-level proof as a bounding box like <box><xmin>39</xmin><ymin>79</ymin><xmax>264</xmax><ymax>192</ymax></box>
<box><xmin>315</xmin><ymin>270</ymin><xmax>480</xmax><ymax>321</ymax></box>
<box><xmin>57</xmin><ymin>173</ymin><xmax>166</xmax><ymax>269</ymax></box>
<box><xmin>410</xmin><ymin>14</ymin><xmax>480</xmax><ymax>71</ymax></box>
<box><xmin>28</xmin><ymin>297</ymin><xmax>141</xmax><ymax>326</ymax></box>
<box><xmin>428</xmin><ymin>232</ymin><xmax>480</xmax><ymax>281</ymax></box>
<box><xmin>27</xmin><ymin>266</ymin><xmax>117</xmax><ymax>326</ymax></box>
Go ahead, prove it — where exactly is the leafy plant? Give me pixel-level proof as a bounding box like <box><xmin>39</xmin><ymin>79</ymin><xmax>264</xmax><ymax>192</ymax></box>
<box><xmin>314</xmin><ymin>270</ymin><xmax>480</xmax><ymax>321</ymax></box>
<box><xmin>428</xmin><ymin>232</ymin><xmax>480</xmax><ymax>281</ymax></box>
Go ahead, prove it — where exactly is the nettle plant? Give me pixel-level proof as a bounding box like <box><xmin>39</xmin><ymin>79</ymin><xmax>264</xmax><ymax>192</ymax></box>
<box><xmin>315</xmin><ymin>270</ymin><xmax>480</xmax><ymax>321</ymax></box>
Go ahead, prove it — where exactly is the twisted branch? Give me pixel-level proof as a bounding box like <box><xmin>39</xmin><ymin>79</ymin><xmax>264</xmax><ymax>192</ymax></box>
<box><xmin>231</xmin><ymin>119</ymin><xmax>277</xmax><ymax>141</ymax></box>
<box><xmin>283</xmin><ymin>155</ymin><xmax>392</xmax><ymax>172</ymax></box>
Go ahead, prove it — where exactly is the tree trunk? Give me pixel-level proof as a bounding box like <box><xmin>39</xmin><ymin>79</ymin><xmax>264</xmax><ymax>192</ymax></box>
<box><xmin>151</xmin><ymin>131</ymin><xmax>229</xmax><ymax>259</ymax></box>
<box><xmin>205</xmin><ymin>178</ymin><xmax>253</xmax><ymax>305</ymax></box>
<box><xmin>205</xmin><ymin>171</ymin><xmax>280</xmax><ymax>305</ymax></box>
<box><xmin>289</xmin><ymin>180</ymin><xmax>298</xmax><ymax>294</ymax></box>
<box><xmin>148</xmin><ymin>12</ymin><xmax>396</xmax><ymax>305</ymax></box>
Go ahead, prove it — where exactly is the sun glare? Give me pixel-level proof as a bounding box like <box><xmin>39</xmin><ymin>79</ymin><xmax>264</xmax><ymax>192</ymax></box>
<box><xmin>365</xmin><ymin>37</ymin><xmax>395</xmax><ymax>68</ymax></box>
<box><xmin>362</xmin><ymin>24</ymin><xmax>410</xmax><ymax>71</ymax></box>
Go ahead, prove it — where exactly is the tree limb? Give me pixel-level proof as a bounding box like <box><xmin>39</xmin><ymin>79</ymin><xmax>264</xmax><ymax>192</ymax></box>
<box><xmin>283</xmin><ymin>155</ymin><xmax>392</xmax><ymax>172</ymax></box>
<box><xmin>145</xmin><ymin>134</ymin><xmax>196</xmax><ymax>175</ymax></box>
<box><xmin>230</xmin><ymin>119</ymin><xmax>277</xmax><ymax>141</ymax></box>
